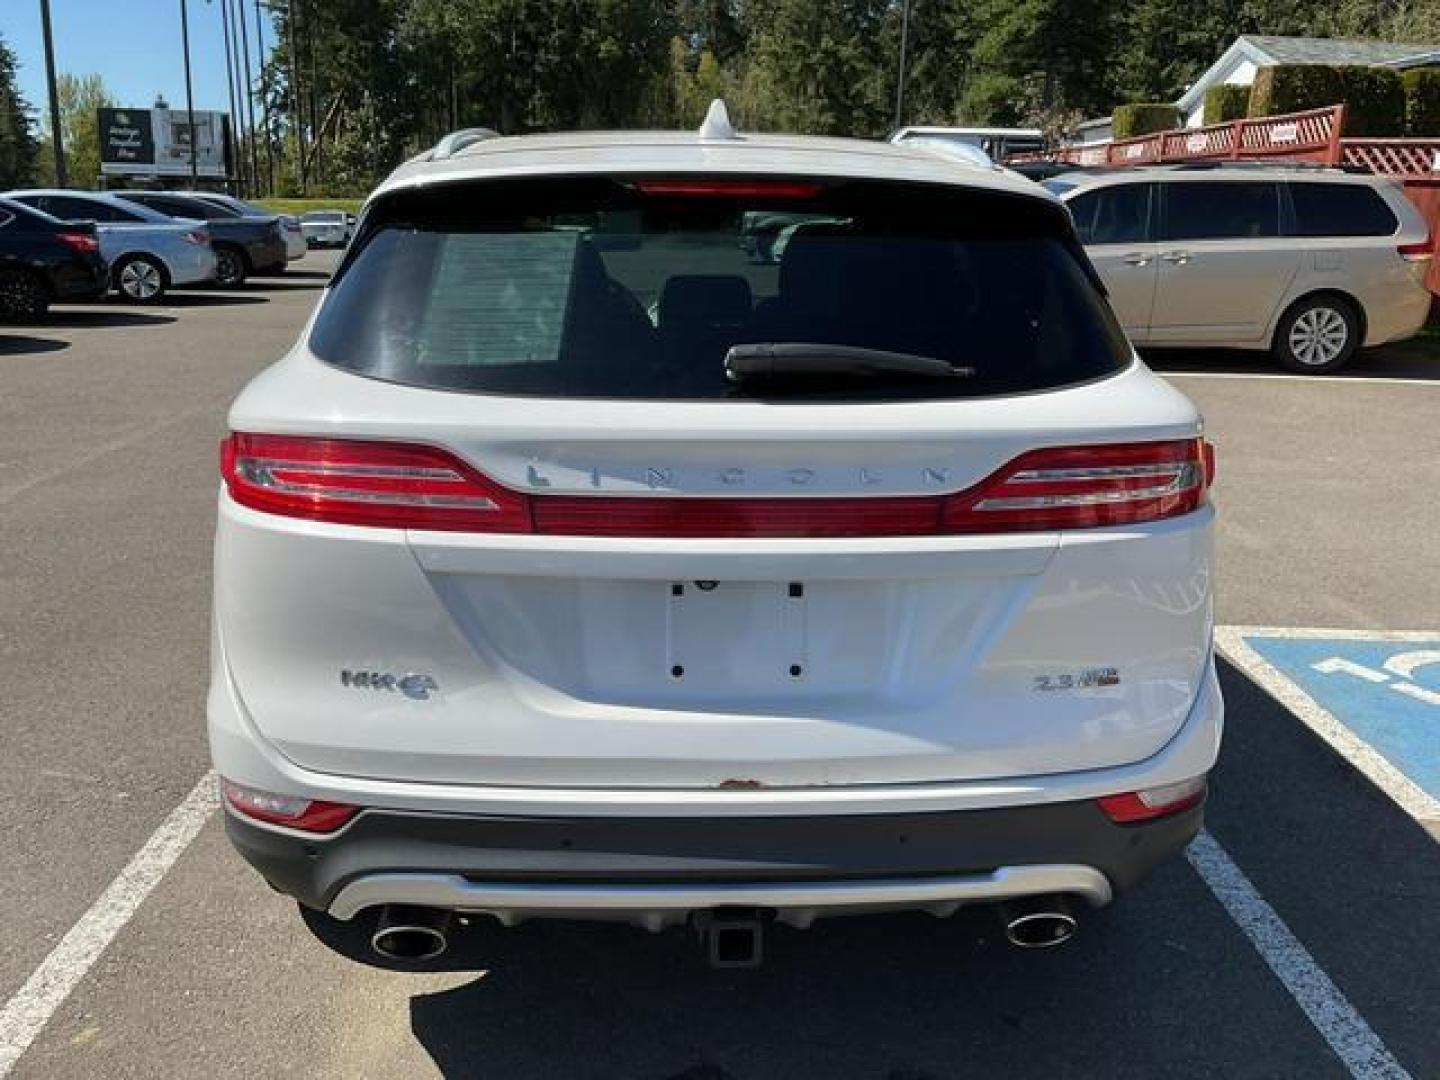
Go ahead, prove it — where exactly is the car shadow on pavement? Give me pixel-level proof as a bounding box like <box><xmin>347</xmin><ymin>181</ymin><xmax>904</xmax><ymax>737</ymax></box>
<box><xmin>232</xmin><ymin>280</ymin><xmax>330</xmax><ymax>292</ymax></box>
<box><xmin>0</xmin><ymin>333</ymin><xmax>70</xmax><ymax>355</ymax></box>
<box><xmin>41</xmin><ymin>309</ymin><xmax>176</xmax><ymax>328</ymax></box>
<box><xmin>147</xmin><ymin>293</ymin><xmax>270</xmax><ymax>308</ymax></box>
<box><xmin>264</xmin><ymin>269</ymin><xmax>333</xmax><ymax>280</ymax></box>
<box><xmin>1144</xmin><ymin>335</ymin><xmax>1440</xmax><ymax>381</ymax></box>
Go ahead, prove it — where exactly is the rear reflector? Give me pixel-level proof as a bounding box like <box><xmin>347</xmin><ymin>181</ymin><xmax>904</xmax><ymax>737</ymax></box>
<box><xmin>183</xmin><ymin>229</ymin><xmax>210</xmax><ymax>246</ymax></box>
<box><xmin>56</xmin><ymin>230</ymin><xmax>99</xmax><ymax>254</ymax></box>
<box><xmin>633</xmin><ymin>179</ymin><xmax>823</xmax><ymax>199</ymax></box>
<box><xmin>222</xmin><ymin>434</ymin><xmax>1211</xmax><ymax>536</ymax></box>
<box><xmin>221</xmin><ymin>778</ymin><xmax>358</xmax><ymax>833</ymax></box>
<box><xmin>1097</xmin><ymin>776</ymin><xmax>1207</xmax><ymax>824</ymax></box>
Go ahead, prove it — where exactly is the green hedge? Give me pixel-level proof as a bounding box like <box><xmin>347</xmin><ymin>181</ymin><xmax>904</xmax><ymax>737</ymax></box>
<box><xmin>1112</xmin><ymin>103</ymin><xmax>1182</xmax><ymax>140</ymax></box>
<box><xmin>1403</xmin><ymin>68</ymin><xmax>1440</xmax><ymax>136</ymax></box>
<box><xmin>1248</xmin><ymin>64</ymin><xmax>1406</xmax><ymax>136</ymax></box>
<box><xmin>1204</xmin><ymin>84</ymin><xmax>1251</xmax><ymax>124</ymax></box>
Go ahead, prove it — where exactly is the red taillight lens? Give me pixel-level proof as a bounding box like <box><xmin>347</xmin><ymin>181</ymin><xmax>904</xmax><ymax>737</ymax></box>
<box><xmin>633</xmin><ymin>179</ymin><xmax>823</xmax><ymax>199</ymax></box>
<box><xmin>221</xmin><ymin>433</ymin><xmax>532</xmax><ymax>531</ymax></box>
<box><xmin>56</xmin><ymin>230</ymin><xmax>99</xmax><ymax>254</ymax></box>
<box><xmin>941</xmin><ymin>438</ymin><xmax>1210</xmax><ymax>532</ymax></box>
<box><xmin>222</xmin><ymin>435</ymin><xmax>1209</xmax><ymax>536</ymax></box>
<box><xmin>1097</xmin><ymin>776</ymin><xmax>1207</xmax><ymax>824</ymax></box>
<box><xmin>1398</xmin><ymin>236</ymin><xmax>1433</xmax><ymax>262</ymax></box>
<box><xmin>221</xmin><ymin>779</ymin><xmax>359</xmax><ymax>833</ymax></box>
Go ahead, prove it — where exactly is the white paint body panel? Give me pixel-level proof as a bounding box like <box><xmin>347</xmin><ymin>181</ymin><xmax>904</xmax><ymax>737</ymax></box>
<box><xmin>210</xmin><ymin>135</ymin><xmax>1222</xmax><ymax>818</ymax></box>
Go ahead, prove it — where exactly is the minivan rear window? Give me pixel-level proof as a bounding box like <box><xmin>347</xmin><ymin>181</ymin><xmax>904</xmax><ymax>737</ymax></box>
<box><xmin>1289</xmin><ymin>182</ymin><xmax>1397</xmax><ymax>237</ymax></box>
<box><xmin>311</xmin><ymin>176</ymin><xmax>1130</xmax><ymax>400</ymax></box>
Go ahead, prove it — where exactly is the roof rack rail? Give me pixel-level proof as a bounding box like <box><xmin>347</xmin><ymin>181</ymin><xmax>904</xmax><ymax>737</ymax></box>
<box><xmin>429</xmin><ymin>127</ymin><xmax>500</xmax><ymax>161</ymax></box>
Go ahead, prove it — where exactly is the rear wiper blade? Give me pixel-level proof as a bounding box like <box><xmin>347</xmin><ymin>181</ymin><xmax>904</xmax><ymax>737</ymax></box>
<box><xmin>724</xmin><ymin>343</ymin><xmax>974</xmax><ymax>382</ymax></box>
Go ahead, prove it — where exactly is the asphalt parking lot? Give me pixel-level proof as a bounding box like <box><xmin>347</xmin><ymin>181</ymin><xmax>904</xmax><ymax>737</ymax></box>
<box><xmin>1</xmin><ymin>255</ymin><xmax>1436</xmax><ymax>1078</ymax></box>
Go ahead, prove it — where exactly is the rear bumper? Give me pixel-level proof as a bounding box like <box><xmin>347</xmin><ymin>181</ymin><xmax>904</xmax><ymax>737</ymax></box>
<box><xmin>225</xmin><ymin>794</ymin><xmax>1202</xmax><ymax>923</ymax></box>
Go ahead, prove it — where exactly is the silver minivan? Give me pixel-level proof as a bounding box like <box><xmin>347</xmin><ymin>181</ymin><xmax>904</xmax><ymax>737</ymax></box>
<box><xmin>1046</xmin><ymin>167</ymin><xmax>1433</xmax><ymax>372</ymax></box>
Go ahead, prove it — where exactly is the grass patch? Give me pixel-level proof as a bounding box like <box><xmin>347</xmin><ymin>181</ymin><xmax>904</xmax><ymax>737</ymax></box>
<box><xmin>256</xmin><ymin>197</ymin><xmax>363</xmax><ymax>216</ymax></box>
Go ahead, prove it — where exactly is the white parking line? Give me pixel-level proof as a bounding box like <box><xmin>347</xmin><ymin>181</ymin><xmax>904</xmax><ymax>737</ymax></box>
<box><xmin>1187</xmin><ymin>831</ymin><xmax>1412</xmax><ymax>1080</ymax></box>
<box><xmin>1215</xmin><ymin>625</ymin><xmax>1440</xmax><ymax>833</ymax></box>
<box><xmin>1161</xmin><ymin>372</ymin><xmax>1439</xmax><ymax>387</ymax></box>
<box><xmin>0</xmin><ymin>771</ymin><xmax>218</xmax><ymax>1078</ymax></box>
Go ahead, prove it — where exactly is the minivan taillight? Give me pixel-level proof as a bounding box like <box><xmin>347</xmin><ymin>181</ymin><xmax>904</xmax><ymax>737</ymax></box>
<box><xmin>222</xmin><ymin>434</ymin><xmax>1211</xmax><ymax>536</ymax></box>
<box><xmin>1398</xmin><ymin>235</ymin><xmax>1433</xmax><ymax>262</ymax></box>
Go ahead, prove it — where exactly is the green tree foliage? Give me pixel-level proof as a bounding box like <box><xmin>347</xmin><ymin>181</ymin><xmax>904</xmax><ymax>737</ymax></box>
<box><xmin>1112</xmin><ymin>102</ymin><xmax>1183</xmax><ymax>138</ymax></box>
<box><xmin>33</xmin><ymin>73</ymin><xmax>113</xmax><ymax>186</ymax></box>
<box><xmin>1402</xmin><ymin>68</ymin><xmax>1440</xmax><ymax>135</ymax></box>
<box><xmin>0</xmin><ymin>33</ymin><xmax>37</xmax><ymax>187</ymax></box>
<box><xmin>1249</xmin><ymin>63</ymin><xmax>1407</xmax><ymax>135</ymax></box>
<box><xmin>252</xmin><ymin>0</ymin><xmax>1440</xmax><ymax>194</ymax></box>
<box><xmin>1205</xmin><ymin>83</ymin><xmax>1253</xmax><ymax>123</ymax></box>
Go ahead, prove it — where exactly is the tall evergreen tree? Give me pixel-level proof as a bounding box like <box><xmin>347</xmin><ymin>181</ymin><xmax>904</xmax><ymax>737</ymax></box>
<box><xmin>0</xmin><ymin>33</ymin><xmax>38</xmax><ymax>187</ymax></box>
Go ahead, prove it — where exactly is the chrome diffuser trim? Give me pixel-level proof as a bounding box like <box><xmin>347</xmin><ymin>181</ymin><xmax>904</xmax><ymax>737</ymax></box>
<box><xmin>328</xmin><ymin>864</ymin><xmax>1113</xmax><ymax>929</ymax></box>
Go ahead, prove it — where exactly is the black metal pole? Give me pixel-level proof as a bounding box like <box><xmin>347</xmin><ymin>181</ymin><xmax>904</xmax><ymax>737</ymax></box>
<box><xmin>287</xmin><ymin>0</ymin><xmax>304</xmax><ymax>191</ymax></box>
<box><xmin>237</xmin><ymin>0</ymin><xmax>260</xmax><ymax>194</ymax></box>
<box><xmin>255</xmin><ymin>0</ymin><xmax>276</xmax><ymax>196</ymax></box>
<box><xmin>38</xmin><ymin>0</ymin><xmax>67</xmax><ymax>185</ymax></box>
<box><xmin>219</xmin><ymin>0</ymin><xmax>244</xmax><ymax>194</ymax></box>
<box><xmin>893</xmin><ymin>0</ymin><xmax>912</xmax><ymax>131</ymax></box>
<box><xmin>180</xmin><ymin>0</ymin><xmax>199</xmax><ymax>186</ymax></box>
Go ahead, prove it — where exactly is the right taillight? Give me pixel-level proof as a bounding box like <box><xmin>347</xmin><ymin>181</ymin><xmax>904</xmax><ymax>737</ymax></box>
<box><xmin>940</xmin><ymin>438</ymin><xmax>1212</xmax><ymax>532</ymax></box>
<box><xmin>1398</xmin><ymin>235</ymin><xmax>1433</xmax><ymax>263</ymax></box>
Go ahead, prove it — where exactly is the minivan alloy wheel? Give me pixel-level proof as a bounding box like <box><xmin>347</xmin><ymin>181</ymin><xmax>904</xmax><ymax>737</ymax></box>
<box><xmin>1287</xmin><ymin>306</ymin><xmax>1349</xmax><ymax>367</ymax></box>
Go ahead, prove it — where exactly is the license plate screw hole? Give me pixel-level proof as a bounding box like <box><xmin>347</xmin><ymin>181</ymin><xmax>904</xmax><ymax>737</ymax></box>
<box><xmin>671</xmin><ymin>665</ymin><xmax>685</xmax><ymax>679</ymax></box>
<box><xmin>789</xmin><ymin>664</ymin><xmax>803</xmax><ymax>679</ymax></box>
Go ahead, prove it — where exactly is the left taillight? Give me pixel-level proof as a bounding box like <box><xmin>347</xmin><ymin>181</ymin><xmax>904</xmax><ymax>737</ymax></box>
<box><xmin>221</xmin><ymin>432</ymin><xmax>533</xmax><ymax>532</ymax></box>
<box><xmin>56</xmin><ymin>230</ymin><xmax>99</xmax><ymax>254</ymax></box>
<box><xmin>221</xmin><ymin>778</ymin><xmax>358</xmax><ymax>833</ymax></box>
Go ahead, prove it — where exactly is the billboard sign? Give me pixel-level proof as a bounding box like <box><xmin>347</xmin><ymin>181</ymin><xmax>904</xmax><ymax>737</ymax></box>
<box><xmin>99</xmin><ymin>107</ymin><xmax>229</xmax><ymax>178</ymax></box>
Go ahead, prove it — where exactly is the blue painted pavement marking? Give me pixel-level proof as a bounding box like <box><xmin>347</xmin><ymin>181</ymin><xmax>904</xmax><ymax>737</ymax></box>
<box><xmin>1242</xmin><ymin>635</ymin><xmax>1440</xmax><ymax>802</ymax></box>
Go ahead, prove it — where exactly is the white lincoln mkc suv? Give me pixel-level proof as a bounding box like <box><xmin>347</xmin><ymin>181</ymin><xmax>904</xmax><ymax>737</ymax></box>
<box><xmin>209</xmin><ymin>103</ymin><xmax>1221</xmax><ymax>967</ymax></box>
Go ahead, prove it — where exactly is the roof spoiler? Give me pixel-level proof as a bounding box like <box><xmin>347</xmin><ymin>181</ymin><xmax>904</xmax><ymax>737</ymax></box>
<box><xmin>427</xmin><ymin>127</ymin><xmax>500</xmax><ymax>161</ymax></box>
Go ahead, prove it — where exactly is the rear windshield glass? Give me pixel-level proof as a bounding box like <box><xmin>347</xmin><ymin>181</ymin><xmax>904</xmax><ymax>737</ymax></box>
<box><xmin>1289</xmin><ymin>182</ymin><xmax>1397</xmax><ymax>238</ymax></box>
<box><xmin>311</xmin><ymin>176</ymin><xmax>1129</xmax><ymax>400</ymax></box>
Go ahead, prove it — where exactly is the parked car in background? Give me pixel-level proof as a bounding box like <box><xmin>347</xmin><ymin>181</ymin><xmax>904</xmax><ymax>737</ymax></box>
<box><xmin>890</xmin><ymin>126</ymin><xmax>1046</xmax><ymax>161</ymax></box>
<box><xmin>0</xmin><ymin>196</ymin><xmax>108</xmax><ymax>320</ymax></box>
<box><xmin>190</xmin><ymin>193</ymin><xmax>307</xmax><ymax>264</ymax></box>
<box><xmin>3</xmin><ymin>190</ymin><xmax>217</xmax><ymax>303</ymax></box>
<box><xmin>1046</xmin><ymin>165</ymin><xmax>1433</xmax><ymax>373</ymax></box>
<box><xmin>211</xmin><ymin>109</ymin><xmax>1221</xmax><ymax>967</ymax></box>
<box><xmin>116</xmin><ymin>191</ymin><xmax>288</xmax><ymax>286</ymax></box>
<box><xmin>299</xmin><ymin>210</ymin><xmax>352</xmax><ymax>247</ymax></box>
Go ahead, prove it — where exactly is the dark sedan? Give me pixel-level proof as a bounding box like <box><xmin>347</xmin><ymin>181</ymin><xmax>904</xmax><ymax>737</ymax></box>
<box><xmin>0</xmin><ymin>197</ymin><xmax>108</xmax><ymax>321</ymax></box>
<box><xmin>116</xmin><ymin>191</ymin><xmax>288</xmax><ymax>287</ymax></box>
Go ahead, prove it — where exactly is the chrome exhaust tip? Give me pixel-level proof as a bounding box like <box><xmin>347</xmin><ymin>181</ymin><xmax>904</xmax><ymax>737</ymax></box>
<box><xmin>998</xmin><ymin>895</ymin><xmax>1078</xmax><ymax>949</ymax></box>
<box><xmin>370</xmin><ymin>905</ymin><xmax>453</xmax><ymax>962</ymax></box>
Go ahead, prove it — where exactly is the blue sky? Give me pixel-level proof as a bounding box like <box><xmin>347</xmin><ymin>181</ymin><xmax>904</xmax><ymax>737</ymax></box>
<box><xmin>5</xmin><ymin>1</ymin><xmax>277</xmax><ymax>123</ymax></box>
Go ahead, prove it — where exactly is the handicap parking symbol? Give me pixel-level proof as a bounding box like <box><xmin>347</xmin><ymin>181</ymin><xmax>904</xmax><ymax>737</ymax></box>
<box><xmin>1239</xmin><ymin>633</ymin><xmax>1440</xmax><ymax>804</ymax></box>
